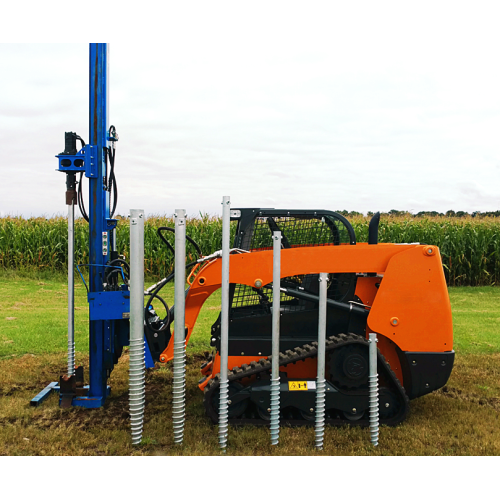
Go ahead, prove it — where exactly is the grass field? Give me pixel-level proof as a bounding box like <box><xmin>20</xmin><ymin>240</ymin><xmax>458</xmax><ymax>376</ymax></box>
<box><xmin>1</xmin><ymin>271</ymin><xmax>499</xmax><ymax>456</ymax></box>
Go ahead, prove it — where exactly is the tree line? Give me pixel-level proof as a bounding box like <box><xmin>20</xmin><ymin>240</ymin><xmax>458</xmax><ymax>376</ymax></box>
<box><xmin>335</xmin><ymin>210</ymin><xmax>500</xmax><ymax>218</ymax></box>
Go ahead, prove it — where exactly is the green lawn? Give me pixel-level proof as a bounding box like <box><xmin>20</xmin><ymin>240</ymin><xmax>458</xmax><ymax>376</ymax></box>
<box><xmin>1</xmin><ymin>271</ymin><xmax>499</xmax><ymax>456</ymax></box>
<box><xmin>0</xmin><ymin>274</ymin><xmax>89</xmax><ymax>357</ymax></box>
<box><xmin>2</xmin><ymin>271</ymin><xmax>498</xmax><ymax>358</ymax></box>
<box><xmin>0</xmin><ymin>272</ymin><xmax>220</xmax><ymax>358</ymax></box>
<box><xmin>449</xmin><ymin>287</ymin><xmax>500</xmax><ymax>354</ymax></box>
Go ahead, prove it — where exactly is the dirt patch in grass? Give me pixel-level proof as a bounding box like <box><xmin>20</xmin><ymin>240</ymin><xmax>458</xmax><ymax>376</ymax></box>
<box><xmin>1</xmin><ymin>349</ymin><xmax>500</xmax><ymax>456</ymax></box>
<box><xmin>439</xmin><ymin>386</ymin><xmax>500</xmax><ymax>410</ymax></box>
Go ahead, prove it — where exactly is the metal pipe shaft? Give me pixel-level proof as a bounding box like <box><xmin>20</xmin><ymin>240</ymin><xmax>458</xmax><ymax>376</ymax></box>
<box><xmin>270</xmin><ymin>231</ymin><xmax>281</xmax><ymax>445</ymax></box>
<box><xmin>67</xmin><ymin>202</ymin><xmax>75</xmax><ymax>377</ymax></box>
<box><xmin>315</xmin><ymin>272</ymin><xmax>328</xmax><ymax>450</ymax></box>
<box><xmin>129</xmin><ymin>209</ymin><xmax>145</xmax><ymax>446</ymax></box>
<box><xmin>369</xmin><ymin>332</ymin><xmax>379</xmax><ymax>446</ymax></box>
<box><xmin>173</xmin><ymin>209</ymin><xmax>187</xmax><ymax>444</ymax></box>
<box><xmin>219</xmin><ymin>196</ymin><xmax>231</xmax><ymax>451</ymax></box>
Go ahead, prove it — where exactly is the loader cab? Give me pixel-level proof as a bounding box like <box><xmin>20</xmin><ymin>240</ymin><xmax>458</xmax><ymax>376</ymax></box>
<box><xmin>210</xmin><ymin>209</ymin><xmax>363</xmax><ymax>356</ymax></box>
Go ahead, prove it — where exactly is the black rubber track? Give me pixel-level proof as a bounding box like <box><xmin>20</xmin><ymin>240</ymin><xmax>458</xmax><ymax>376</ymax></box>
<box><xmin>203</xmin><ymin>333</ymin><xmax>410</xmax><ymax>427</ymax></box>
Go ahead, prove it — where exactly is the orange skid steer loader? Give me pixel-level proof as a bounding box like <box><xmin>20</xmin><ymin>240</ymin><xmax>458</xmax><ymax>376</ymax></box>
<box><xmin>144</xmin><ymin>209</ymin><xmax>454</xmax><ymax>426</ymax></box>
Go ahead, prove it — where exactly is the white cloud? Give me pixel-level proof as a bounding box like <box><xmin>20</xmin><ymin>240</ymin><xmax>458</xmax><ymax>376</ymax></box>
<box><xmin>1</xmin><ymin>3</ymin><xmax>500</xmax><ymax>217</ymax></box>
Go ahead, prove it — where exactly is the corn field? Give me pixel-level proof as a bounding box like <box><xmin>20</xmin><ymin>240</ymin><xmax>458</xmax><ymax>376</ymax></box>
<box><xmin>1</xmin><ymin>214</ymin><xmax>499</xmax><ymax>286</ymax></box>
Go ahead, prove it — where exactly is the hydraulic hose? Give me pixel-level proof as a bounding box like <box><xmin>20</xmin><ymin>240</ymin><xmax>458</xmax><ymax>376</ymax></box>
<box><xmin>143</xmin><ymin>260</ymin><xmax>199</xmax><ymax>334</ymax></box>
<box><xmin>77</xmin><ymin>172</ymin><xmax>89</xmax><ymax>223</ymax></box>
<box><xmin>104</xmin><ymin>146</ymin><xmax>118</xmax><ymax>218</ymax></box>
<box><xmin>143</xmin><ymin>225</ymin><xmax>202</xmax><ymax>333</ymax></box>
<box><xmin>104</xmin><ymin>258</ymin><xmax>130</xmax><ymax>288</ymax></box>
<box><xmin>72</xmin><ymin>136</ymin><xmax>89</xmax><ymax>223</ymax></box>
<box><xmin>157</xmin><ymin>226</ymin><xmax>202</xmax><ymax>259</ymax></box>
<box><xmin>76</xmin><ymin>127</ymin><xmax>119</xmax><ymax>222</ymax></box>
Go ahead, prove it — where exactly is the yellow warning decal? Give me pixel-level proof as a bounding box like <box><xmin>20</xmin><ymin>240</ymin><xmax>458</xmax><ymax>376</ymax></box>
<box><xmin>288</xmin><ymin>381</ymin><xmax>309</xmax><ymax>391</ymax></box>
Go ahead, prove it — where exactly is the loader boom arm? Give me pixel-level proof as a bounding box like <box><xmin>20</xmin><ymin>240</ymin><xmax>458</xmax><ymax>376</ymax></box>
<box><xmin>159</xmin><ymin>242</ymin><xmax>453</xmax><ymax>362</ymax></box>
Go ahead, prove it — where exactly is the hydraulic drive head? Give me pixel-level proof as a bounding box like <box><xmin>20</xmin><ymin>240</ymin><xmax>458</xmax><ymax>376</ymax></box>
<box><xmin>62</xmin><ymin>132</ymin><xmax>78</xmax><ymax>155</ymax></box>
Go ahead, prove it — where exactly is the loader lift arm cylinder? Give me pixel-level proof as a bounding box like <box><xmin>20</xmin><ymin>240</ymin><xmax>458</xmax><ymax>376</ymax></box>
<box><xmin>277</xmin><ymin>286</ymin><xmax>369</xmax><ymax>317</ymax></box>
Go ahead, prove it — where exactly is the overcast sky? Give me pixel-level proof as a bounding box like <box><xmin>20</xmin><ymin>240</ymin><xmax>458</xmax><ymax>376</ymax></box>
<box><xmin>1</xmin><ymin>2</ymin><xmax>499</xmax><ymax>218</ymax></box>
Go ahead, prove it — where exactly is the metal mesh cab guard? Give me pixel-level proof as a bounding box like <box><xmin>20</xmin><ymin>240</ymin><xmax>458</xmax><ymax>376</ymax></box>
<box><xmin>227</xmin><ymin>209</ymin><xmax>357</xmax><ymax>319</ymax></box>
<box><xmin>231</xmin><ymin>208</ymin><xmax>356</xmax><ymax>251</ymax></box>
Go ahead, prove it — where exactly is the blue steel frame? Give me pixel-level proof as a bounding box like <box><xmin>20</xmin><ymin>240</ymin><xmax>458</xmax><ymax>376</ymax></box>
<box><xmin>56</xmin><ymin>145</ymin><xmax>98</xmax><ymax>178</ymax></box>
<box><xmin>32</xmin><ymin>43</ymin><xmax>154</xmax><ymax>409</ymax></box>
<box><xmin>85</xmin><ymin>43</ymin><xmax>111</xmax><ymax>407</ymax></box>
<box><xmin>76</xmin><ymin>44</ymin><xmax>153</xmax><ymax>408</ymax></box>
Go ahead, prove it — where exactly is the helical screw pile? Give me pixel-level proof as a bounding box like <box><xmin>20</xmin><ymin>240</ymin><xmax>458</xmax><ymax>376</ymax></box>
<box><xmin>172</xmin><ymin>338</ymin><xmax>186</xmax><ymax>444</ymax></box>
<box><xmin>315</xmin><ymin>273</ymin><xmax>328</xmax><ymax>451</ymax></box>
<box><xmin>270</xmin><ymin>377</ymin><xmax>280</xmax><ymax>445</ymax></box>
<box><xmin>67</xmin><ymin>341</ymin><xmax>75</xmax><ymax>377</ymax></box>
<box><xmin>218</xmin><ymin>378</ymin><xmax>229</xmax><ymax>450</ymax></box>
<box><xmin>315</xmin><ymin>378</ymin><xmax>326</xmax><ymax>450</ymax></box>
<box><xmin>219</xmin><ymin>197</ymin><xmax>231</xmax><ymax>452</ymax></box>
<box><xmin>369</xmin><ymin>373</ymin><xmax>379</xmax><ymax>446</ymax></box>
<box><xmin>129</xmin><ymin>337</ymin><xmax>145</xmax><ymax>446</ymax></box>
<box><xmin>369</xmin><ymin>333</ymin><xmax>379</xmax><ymax>446</ymax></box>
<box><xmin>67</xmin><ymin>201</ymin><xmax>75</xmax><ymax>378</ymax></box>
